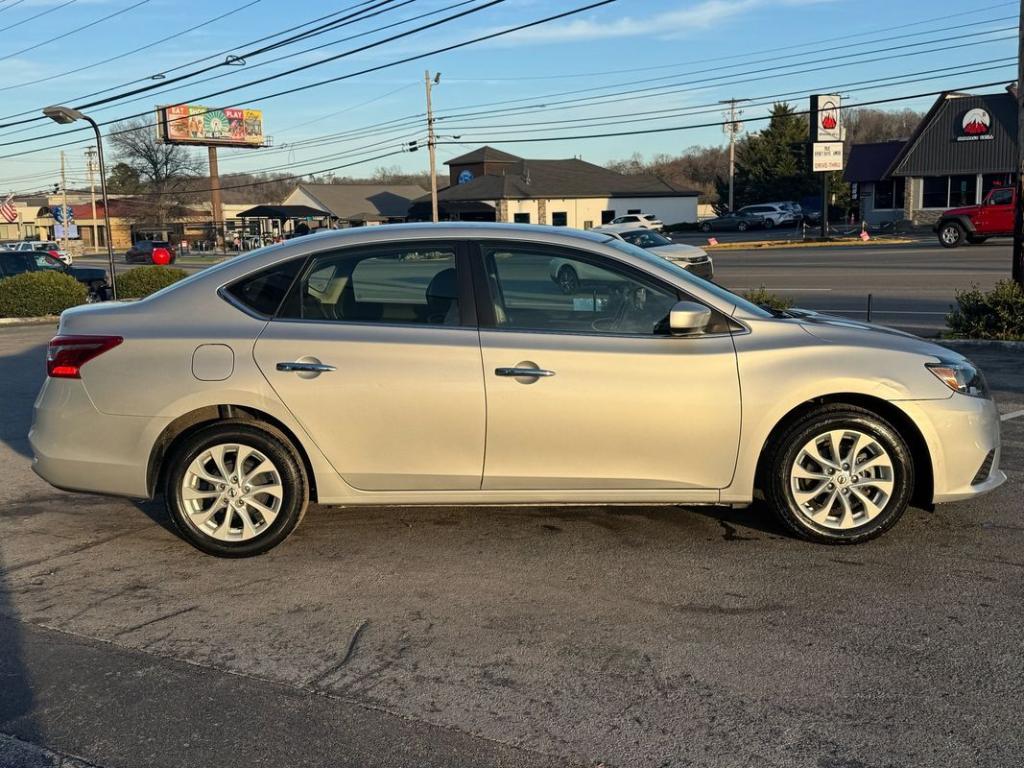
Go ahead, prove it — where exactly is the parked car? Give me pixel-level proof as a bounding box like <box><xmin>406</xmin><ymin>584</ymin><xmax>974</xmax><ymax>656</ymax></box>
<box><xmin>29</xmin><ymin>223</ymin><xmax>1003</xmax><ymax>557</ymax></box>
<box><xmin>0</xmin><ymin>250</ymin><xmax>109</xmax><ymax>300</ymax></box>
<box><xmin>935</xmin><ymin>187</ymin><xmax>1014</xmax><ymax>248</ymax></box>
<box><xmin>699</xmin><ymin>210</ymin><xmax>766</xmax><ymax>232</ymax></box>
<box><xmin>605</xmin><ymin>228</ymin><xmax>713</xmax><ymax>279</ymax></box>
<box><xmin>13</xmin><ymin>240</ymin><xmax>72</xmax><ymax>265</ymax></box>
<box><xmin>736</xmin><ymin>204</ymin><xmax>796</xmax><ymax>229</ymax></box>
<box><xmin>606</xmin><ymin>213</ymin><xmax>663</xmax><ymax>231</ymax></box>
<box><xmin>126</xmin><ymin>240</ymin><xmax>176</xmax><ymax>264</ymax></box>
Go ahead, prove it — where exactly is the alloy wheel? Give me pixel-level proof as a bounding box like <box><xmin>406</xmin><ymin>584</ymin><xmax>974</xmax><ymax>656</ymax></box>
<box><xmin>789</xmin><ymin>429</ymin><xmax>895</xmax><ymax>531</ymax></box>
<box><xmin>180</xmin><ymin>443</ymin><xmax>283</xmax><ymax>542</ymax></box>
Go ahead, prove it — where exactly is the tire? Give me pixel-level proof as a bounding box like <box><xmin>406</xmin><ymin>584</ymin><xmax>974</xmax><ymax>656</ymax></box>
<box><xmin>700</xmin><ymin>222</ymin><xmax>712</xmax><ymax>233</ymax></box>
<box><xmin>938</xmin><ymin>221</ymin><xmax>965</xmax><ymax>248</ymax></box>
<box><xmin>737</xmin><ymin>221</ymin><xmax>749</xmax><ymax>232</ymax></box>
<box><xmin>762</xmin><ymin>405</ymin><xmax>914</xmax><ymax>544</ymax></box>
<box><xmin>763</xmin><ymin>218</ymin><xmax>775</xmax><ymax>229</ymax></box>
<box><xmin>556</xmin><ymin>264</ymin><xmax>580</xmax><ymax>294</ymax></box>
<box><xmin>163</xmin><ymin>422</ymin><xmax>309</xmax><ymax>557</ymax></box>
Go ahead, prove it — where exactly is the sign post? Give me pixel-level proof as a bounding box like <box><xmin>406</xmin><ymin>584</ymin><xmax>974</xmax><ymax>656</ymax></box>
<box><xmin>810</xmin><ymin>94</ymin><xmax>844</xmax><ymax>239</ymax></box>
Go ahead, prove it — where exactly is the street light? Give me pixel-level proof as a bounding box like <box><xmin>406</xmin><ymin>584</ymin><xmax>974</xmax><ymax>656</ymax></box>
<box><xmin>42</xmin><ymin>105</ymin><xmax>118</xmax><ymax>300</ymax></box>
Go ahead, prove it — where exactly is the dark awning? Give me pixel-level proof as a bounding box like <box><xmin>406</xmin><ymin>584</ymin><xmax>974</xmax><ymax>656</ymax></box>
<box><xmin>235</xmin><ymin>204</ymin><xmax>332</xmax><ymax>220</ymax></box>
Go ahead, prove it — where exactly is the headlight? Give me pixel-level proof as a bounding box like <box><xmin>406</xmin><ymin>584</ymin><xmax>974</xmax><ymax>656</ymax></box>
<box><xmin>925</xmin><ymin>359</ymin><xmax>990</xmax><ymax>398</ymax></box>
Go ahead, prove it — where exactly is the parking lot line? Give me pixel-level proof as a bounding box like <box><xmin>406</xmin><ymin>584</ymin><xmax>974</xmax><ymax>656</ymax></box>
<box><xmin>1000</xmin><ymin>409</ymin><xmax>1024</xmax><ymax>422</ymax></box>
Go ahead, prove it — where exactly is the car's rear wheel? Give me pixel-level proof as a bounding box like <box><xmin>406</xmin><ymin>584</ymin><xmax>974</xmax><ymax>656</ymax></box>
<box><xmin>164</xmin><ymin>423</ymin><xmax>308</xmax><ymax>557</ymax></box>
<box><xmin>763</xmin><ymin>405</ymin><xmax>914</xmax><ymax>544</ymax></box>
<box><xmin>700</xmin><ymin>222</ymin><xmax>712</xmax><ymax>233</ymax></box>
<box><xmin>556</xmin><ymin>264</ymin><xmax>579</xmax><ymax>294</ymax></box>
<box><xmin>938</xmin><ymin>221</ymin><xmax>965</xmax><ymax>248</ymax></box>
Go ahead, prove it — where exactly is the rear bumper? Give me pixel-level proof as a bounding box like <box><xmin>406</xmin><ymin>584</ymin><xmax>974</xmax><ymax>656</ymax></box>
<box><xmin>895</xmin><ymin>394</ymin><xmax>1005</xmax><ymax>503</ymax></box>
<box><xmin>29</xmin><ymin>378</ymin><xmax>164</xmax><ymax>499</ymax></box>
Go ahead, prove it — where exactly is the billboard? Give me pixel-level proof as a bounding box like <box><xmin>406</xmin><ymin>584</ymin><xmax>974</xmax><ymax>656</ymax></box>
<box><xmin>157</xmin><ymin>104</ymin><xmax>265</xmax><ymax>148</ymax></box>
<box><xmin>810</xmin><ymin>94</ymin><xmax>842</xmax><ymax>143</ymax></box>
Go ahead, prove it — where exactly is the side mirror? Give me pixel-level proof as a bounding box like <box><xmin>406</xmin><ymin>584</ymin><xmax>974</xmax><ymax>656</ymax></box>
<box><xmin>669</xmin><ymin>300</ymin><xmax>712</xmax><ymax>335</ymax></box>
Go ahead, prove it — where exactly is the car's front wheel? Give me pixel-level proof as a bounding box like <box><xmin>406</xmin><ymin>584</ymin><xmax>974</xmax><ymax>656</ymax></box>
<box><xmin>164</xmin><ymin>422</ymin><xmax>309</xmax><ymax>557</ymax></box>
<box><xmin>938</xmin><ymin>221</ymin><xmax>965</xmax><ymax>248</ymax></box>
<box><xmin>763</xmin><ymin>218</ymin><xmax>775</xmax><ymax>229</ymax></box>
<box><xmin>737</xmin><ymin>221</ymin><xmax>749</xmax><ymax>232</ymax></box>
<box><xmin>763</xmin><ymin>405</ymin><xmax>914</xmax><ymax>544</ymax></box>
<box><xmin>700</xmin><ymin>222</ymin><xmax>712</xmax><ymax>233</ymax></box>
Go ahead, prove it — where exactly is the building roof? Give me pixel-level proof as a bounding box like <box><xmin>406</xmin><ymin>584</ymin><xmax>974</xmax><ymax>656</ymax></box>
<box><xmin>888</xmin><ymin>90</ymin><xmax>1017</xmax><ymax>177</ymax></box>
<box><xmin>235</xmin><ymin>204</ymin><xmax>331</xmax><ymax>220</ymax></box>
<box><xmin>843</xmin><ymin>141</ymin><xmax>907</xmax><ymax>183</ymax></box>
<box><xmin>430</xmin><ymin>157</ymin><xmax>698</xmax><ymax>201</ymax></box>
<box><xmin>289</xmin><ymin>183</ymin><xmax>427</xmax><ymax>221</ymax></box>
<box><xmin>444</xmin><ymin>146</ymin><xmax>522</xmax><ymax>165</ymax></box>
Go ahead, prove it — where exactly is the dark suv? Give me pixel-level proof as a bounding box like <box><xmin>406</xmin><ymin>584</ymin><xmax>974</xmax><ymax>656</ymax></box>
<box><xmin>0</xmin><ymin>250</ymin><xmax>109</xmax><ymax>300</ymax></box>
<box><xmin>126</xmin><ymin>240</ymin><xmax>176</xmax><ymax>264</ymax></box>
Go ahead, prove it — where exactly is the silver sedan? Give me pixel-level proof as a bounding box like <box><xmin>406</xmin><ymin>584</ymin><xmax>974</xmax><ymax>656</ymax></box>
<box><xmin>29</xmin><ymin>224</ymin><xmax>1004</xmax><ymax>556</ymax></box>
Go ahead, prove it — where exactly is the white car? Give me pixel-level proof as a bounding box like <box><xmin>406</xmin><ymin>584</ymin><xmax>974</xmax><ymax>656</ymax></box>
<box><xmin>604</xmin><ymin>228</ymin><xmax>713</xmax><ymax>280</ymax></box>
<box><xmin>15</xmin><ymin>240</ymin><xmax>72</xmax><ymax>265</ymax></box>
<box><xmin>736</xmin><ymin>204</ymin><xmax>795</xmax><ymax>229</ymax></box>
<box><xmin>605</xmin><ymin>214</ymin><xmax>663</xmax><ymax>231</ymax></box>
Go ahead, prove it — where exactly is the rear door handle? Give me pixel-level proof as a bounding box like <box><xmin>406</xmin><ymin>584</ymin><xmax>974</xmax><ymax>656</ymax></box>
<box><xmin>276</xmin><ymin>361</ymin><xmax>336</xmax><ymax>373</ymax></box>
<box><xmin>495</xmin><ymin>367</ymin><xmax>555</xmax><ymax>378</ymax></box>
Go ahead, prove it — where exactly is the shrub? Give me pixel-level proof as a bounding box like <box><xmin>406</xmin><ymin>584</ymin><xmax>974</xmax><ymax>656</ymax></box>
<box><xmin>116</xmin><ymin>266</ymin><xmax>190</xmax><ymax>299</ymax></box>
<box><xmin>0</xmin><ymin>271</ymin><xmax>88</xmax><ymax>317</ymax></box>
<box><xmin>742</xmin><ymin>285</ymin><xmax>794</xmax><ymax>311</ymax></box>
<box><xmin>946</xmin><ymin>280</ymin><xmax>1024</xmax><ymax>341</ymax></box>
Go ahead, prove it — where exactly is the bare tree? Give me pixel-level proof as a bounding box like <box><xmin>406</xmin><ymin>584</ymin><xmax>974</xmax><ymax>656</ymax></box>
<box><xmin>108</xmin><ymin>119</ymin><xmax>204</xmax><ymax>223</ymax></box>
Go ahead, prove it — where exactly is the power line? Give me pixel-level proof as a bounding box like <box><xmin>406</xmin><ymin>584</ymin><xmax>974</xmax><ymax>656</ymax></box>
<box><xmin>0</xmin><ymin>1</ymin><xmax>262</xmax><ymax>96</ymax></box>
<box><xmin>0</xmin><ymin>0</ymin><xmax>74</xmax><ymax>35</ymax></box>
<box><xmin>0</xmin><ymin>0</ymin><xmax>152</xmax><ymax>64</ymax></box>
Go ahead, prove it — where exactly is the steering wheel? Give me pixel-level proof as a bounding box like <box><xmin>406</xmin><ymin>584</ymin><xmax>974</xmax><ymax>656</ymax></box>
<box><xmin>590</xmin><ymin>286</ymin><xmax>649</xmax><ymax>332</ymax></box>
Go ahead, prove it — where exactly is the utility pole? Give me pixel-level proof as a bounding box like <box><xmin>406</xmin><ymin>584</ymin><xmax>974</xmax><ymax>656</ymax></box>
<box><xmin>1013</xmin><ymin>0</ymin><xmax>1024</xmax><ymax>286</ymax></box>
<box><xmin>85</xmin><ymin>146</ymin><xmax>98</xmax><ymax>252</ymax></box>
<box><xmin>59</xmin><ymin>150</ymin><xmax>69</xmax><ymax>254</ymax></box>
<box><xmin>425</xmin><ymin>70</ymin><xmax>440</xmax><ymax>223</ymax></box>
<box><xmin>720</xmin><ymin>99</ymin><xmax>748</xmax><ymax>212</ymax></box>
<box><xmin>209</xmin><ymin>146</ymin><xmax>223</xmax><ymax>249</ymax></box>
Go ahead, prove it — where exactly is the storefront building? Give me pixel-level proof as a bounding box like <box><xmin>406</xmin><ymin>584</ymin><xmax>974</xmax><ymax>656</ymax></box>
<box><xmin>845</xmin><ymin>89</ymin><xmax>1017</xmax><ymax>227</ymax></box>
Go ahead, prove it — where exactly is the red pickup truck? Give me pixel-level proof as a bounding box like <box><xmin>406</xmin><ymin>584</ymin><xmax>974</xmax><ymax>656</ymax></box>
<box><xmin>935</xmin><ymin>187</ymin><xmax>1014</xmax><ymax>248</ymax></box>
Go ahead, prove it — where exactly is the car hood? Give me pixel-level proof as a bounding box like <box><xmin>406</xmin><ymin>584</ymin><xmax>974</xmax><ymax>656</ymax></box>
<box><xmin>942</xmin><ymin>204</ymin><xmax>981</xmax><ymax>217</ymax></box>
<box><xmin>646</xmin><ymin>243</ymin><xmax>708</xmax><ymax>260</ymax></box>
<box><xmin>791</xmin><ymin>308</ymin><xmax>954</xmax><ymax>359</ymax></box>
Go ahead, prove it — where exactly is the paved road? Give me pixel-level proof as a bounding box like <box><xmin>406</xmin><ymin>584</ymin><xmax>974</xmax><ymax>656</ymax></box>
<box><xmin>1</xmin><ymin>325</ymin><xmax>1022</xmax><ymax>768</ymax></box>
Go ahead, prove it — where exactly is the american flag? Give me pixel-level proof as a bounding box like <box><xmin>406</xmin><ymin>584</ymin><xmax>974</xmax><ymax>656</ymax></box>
<box><xmin>0</xmin><ymin>194</ymin><xmax>17</xmax><ymax>224</ymax></box>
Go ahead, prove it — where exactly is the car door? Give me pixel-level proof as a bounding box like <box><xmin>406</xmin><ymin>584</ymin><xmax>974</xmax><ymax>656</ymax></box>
<box><xmin>473</xmin><ymin>240</ymin><xmax>741</xmax><ymax>490</ymax></box>
<box><xmin>979</xmin><ymin>188</ymin><xmax>1014</xmax><ymax>233</ymax></box>
<box><xmin>252</xmin><ymin>240</ymin><xmax>487</xmax><ymax>492</ymax></box>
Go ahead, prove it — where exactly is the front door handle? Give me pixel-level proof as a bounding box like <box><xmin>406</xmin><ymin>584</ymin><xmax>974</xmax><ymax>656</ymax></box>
<box><xmin>276</xmin><ymin>361</ymin><xmax>336</xmax><ymax>373</ymax></box>
<box><xmin>495</xmin><ymin>366</ymin><xmax>555</xmax><ymax>378</ymax></box>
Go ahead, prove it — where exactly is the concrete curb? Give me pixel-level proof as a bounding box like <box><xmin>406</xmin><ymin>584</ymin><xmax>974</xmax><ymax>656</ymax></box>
<box><xmin>702</xmin><ymin>237</ymin><xmax>915</xmax><ymax>251</ymax></box>
<box><xmin>0</xmin><ymin>315</ymin><xmax>59</xmax><ymax>327</ymax></box>
<box><xmin>940</xmin><ymin>338</ymin><xmax>1024</xmax><ymax>350</ymax></box>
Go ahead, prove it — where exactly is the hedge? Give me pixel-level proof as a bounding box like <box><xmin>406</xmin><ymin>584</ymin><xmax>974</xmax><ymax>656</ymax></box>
<box><xmin>742</xmin><ymin>285</ymin><xmax>794</xmax><ymax>311</ymax></box>
<box><xmin>946</xmin><ymin>280</ymin><xmax>1024</xmax><ymax>341</ymax></box>
<box><xmin>0</xmin><ymin>271</ymin><xmax>88</xmax><ymax>317</ymax></box>
<box><xmin>116</xmin><ymin>266</ymin><xmax>190</xmax><ymax>299</ymax></box>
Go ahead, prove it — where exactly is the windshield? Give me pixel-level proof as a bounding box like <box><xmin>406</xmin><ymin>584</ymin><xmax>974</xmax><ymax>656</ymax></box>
<box><xmin>604</xmin><ymin>238</ymin><xmax>772</xmax><ymax>318</ymax></box>
<box><xmin>619</xmin><ymin>230</ymin><xmax>672</xmax><ymax>248</ymax></box>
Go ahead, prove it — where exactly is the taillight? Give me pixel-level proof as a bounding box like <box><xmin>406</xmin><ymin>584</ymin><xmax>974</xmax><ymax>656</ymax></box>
<box><xmin>47</xmin><ymin>335</ymin><xmax>123</xmax><ymax>378</ymax></box>
<box><xmin>48</xmin><ymin>250</ymin><xmax>60</xmax><ymax>258</ymax></box>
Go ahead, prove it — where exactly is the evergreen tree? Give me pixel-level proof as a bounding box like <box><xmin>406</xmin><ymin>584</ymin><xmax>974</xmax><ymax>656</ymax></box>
<box><xmin>730</xmin><ymin>103</ymin><xmax>817</xmax><ymax>208</ymax></box>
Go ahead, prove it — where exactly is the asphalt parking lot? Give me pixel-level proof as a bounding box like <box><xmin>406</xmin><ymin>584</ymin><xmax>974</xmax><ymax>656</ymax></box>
<box><xmin>1</xmin><ymin>325</ymin><xmax>1022</xmax><ymax>768</ymax></box>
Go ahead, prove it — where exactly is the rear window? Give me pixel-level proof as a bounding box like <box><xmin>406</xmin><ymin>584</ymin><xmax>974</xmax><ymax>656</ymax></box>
<box><xmin>225</xmin><ymin>259</ymin><xmax>304</xmax><ymax>316</ymax></box>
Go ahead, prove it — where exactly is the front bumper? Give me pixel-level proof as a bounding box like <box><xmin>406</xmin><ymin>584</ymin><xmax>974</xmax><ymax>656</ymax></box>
<box><xmin>674</xmin><ymin>258</ymin><xmax>714</xmax><ymax>280</ymax></box>
<box><xmin>895</xmin><ymin>394</ymin><xmax>1005</xmax><ymax>503</ymax></box>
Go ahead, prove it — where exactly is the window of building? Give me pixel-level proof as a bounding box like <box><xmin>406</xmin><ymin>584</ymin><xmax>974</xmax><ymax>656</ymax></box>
<box><xmin>872</xmin><ymin>178</ymin><xmax>905</xmax><ymax>210</ymax></box>
<box><xmin>948</xmin><ymin>175</ymin><xmax>977</xmax><ymax>207</ymax></box>
<box><xmin>982</xmin><ymin>173</ymin><xmax>1015</xmax><ymax>198</ymax></box>
<box><xmin>921</xmin><ymin>176</ymin><xmax>949</xmax><ymax>209</ymax></box>
<box><xmin>601</xmin><ymin>210</ymin><xmax>615</xmax><ymax>224</ymax></box>
<box><xmin>513</xmin><ymin>213</ymin><xmax>531</xmax><ymax>224</ymax></box>
<box><xmin>583</xmin><ymin>220</ymin><xmax>593</xmax><ymax>229</ymax></box>
<box><xmin>627</xmin><ymin>208</ymin><xmax>642</xmax><ymax>214</ymax></box>
<box><xmin>278</xmin><ymin>245</ymin><xmax>461</xmax><ymax>326</ymax></box>
<box><xmin>551</xmin><ymin>212</ymin><xmax>568</xmax><ymax>226</ymax></box>
<box><xmin>480</xmin><ymin>244</ymin><xmax>678</xmax><ymax>336</ymax></box>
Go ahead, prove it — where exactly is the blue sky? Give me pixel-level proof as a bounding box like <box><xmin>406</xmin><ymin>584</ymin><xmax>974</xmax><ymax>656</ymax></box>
<box><xmin>0</xmin><ymin>0</ymin><xmax>1017</xmax><ymax>195</ymax></box>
